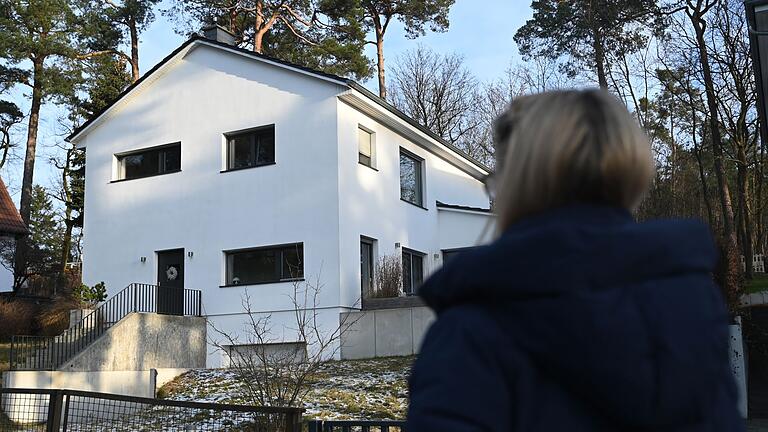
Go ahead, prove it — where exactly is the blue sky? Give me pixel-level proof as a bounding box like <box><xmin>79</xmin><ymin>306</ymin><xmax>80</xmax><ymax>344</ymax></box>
<box><xmin>4</xmin><ymin>0</ymin><xmax>533</xmax><ymax>200</ymax></box>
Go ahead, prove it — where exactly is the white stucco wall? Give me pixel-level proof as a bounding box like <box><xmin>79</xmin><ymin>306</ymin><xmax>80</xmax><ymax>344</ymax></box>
<box><xmin>335</xmin><ymin>100</ymin><xmax>492</xmax><ymax>307</ymax></box>
<box><xmin>77</xmin><ymin>41</ymin><xmax>492</xmax><ymax>366</ymax></box>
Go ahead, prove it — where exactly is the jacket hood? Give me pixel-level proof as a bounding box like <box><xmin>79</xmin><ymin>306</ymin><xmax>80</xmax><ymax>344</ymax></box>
<box><xmin>419</xmin><ymin>204</ymin><xmax>732</xmax><ymax>428</ymax></box>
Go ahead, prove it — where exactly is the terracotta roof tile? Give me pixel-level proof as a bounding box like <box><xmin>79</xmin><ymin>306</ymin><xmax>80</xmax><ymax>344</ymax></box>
<box><xmin>0</xmin><ymin>178</ymin><xmax>28</xmax><ymax>236</ymax></box>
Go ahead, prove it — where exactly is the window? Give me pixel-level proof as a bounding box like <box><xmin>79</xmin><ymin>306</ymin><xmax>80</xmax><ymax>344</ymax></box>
<box><xmin>358</xmin><ymin>127</ymin><xmax>374</xmax><ymax>167</ymax></box>
<box><xmin>117</xmin><ymin>143</ymin><xmax>181</xmax><ymax>180</ymax></box>
<box><xmin>360</xmin><ymin>237</ymin><xmax>375</xmax><ymax>296</ymax></box>
<box><xmin>402</xmin><ymin>248</ymin><xmax>424</xmax><ymax>295</ymax></box>
<box><xmin>226</xmin><ymin>125</ymin><xmax>275</xmax><ymax>170</ymax></box>
<box><xmin>400</xmin><ymin>150</ymin><xmax>423</xmax><ymax>206</ymax></box>
<box><xmin>442</xmin><ymin>247</ymin><xmax>474</xmax><ymax>265</ymax></box>
<box><xmin>225</xmin><ymin>243</ymin><xmax>303</xmax><ymax>285</ymax></box>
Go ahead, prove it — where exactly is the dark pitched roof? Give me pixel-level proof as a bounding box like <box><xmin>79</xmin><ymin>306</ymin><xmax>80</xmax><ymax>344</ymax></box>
<box><xmin>436</xmin><ymin>200</ymin><xmax>492</xmax><ymax>214</ymax></box>
<box><xmin>0</xmin><ymin>178</ymin><xmax>28</xmax><ymax>236</ymax></box>
<box><xmin>66</xmin><ymin>36</ymin><xmax>491</xmax><ymax>173</ymax></box>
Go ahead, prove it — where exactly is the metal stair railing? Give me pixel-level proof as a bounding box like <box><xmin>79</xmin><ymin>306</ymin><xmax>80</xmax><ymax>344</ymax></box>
<box><xmin>9</xmin><ymin>283</ymin><xmax>202</xmax><ymax>371</ymax></box>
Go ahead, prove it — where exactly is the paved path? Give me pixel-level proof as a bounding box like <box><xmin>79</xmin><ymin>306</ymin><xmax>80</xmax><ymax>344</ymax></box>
<box><xmin>748</xmin><ymin>419</ymin><xmax>768</xmax><ymax>431</ymax></box>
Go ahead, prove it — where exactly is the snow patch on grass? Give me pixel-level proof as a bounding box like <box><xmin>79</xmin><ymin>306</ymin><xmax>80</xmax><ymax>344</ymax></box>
<box><xmin>159</xmin><ymin>356</ymin><xmax>414</xmax><ymax>420</ymax></box>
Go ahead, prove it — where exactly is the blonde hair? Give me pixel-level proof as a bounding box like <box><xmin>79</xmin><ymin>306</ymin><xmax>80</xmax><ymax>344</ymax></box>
<box><xmin>493</xmin><ymin>89</ymin><xmax>653</xmax><ymax>233</ymax></box>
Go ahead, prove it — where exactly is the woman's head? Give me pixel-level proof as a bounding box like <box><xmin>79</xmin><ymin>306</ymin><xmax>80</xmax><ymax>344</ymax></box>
<box><xmin>492</xmin><ymin>89</ymin><xmax>653</xmax><ymax>232</ymax></box>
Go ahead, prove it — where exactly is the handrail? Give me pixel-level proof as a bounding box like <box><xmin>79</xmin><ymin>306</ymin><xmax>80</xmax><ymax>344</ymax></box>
<box><xmin>10</xmin><ymin>283</ymin><xmax>202</xmax><ymax>371</ymax></box>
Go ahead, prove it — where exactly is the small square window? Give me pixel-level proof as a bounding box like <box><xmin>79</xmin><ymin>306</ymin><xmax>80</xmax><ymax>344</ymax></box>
<box><xmin>358</xmin><ymin>127</ymin><xmax>373</xmax><ymax>167</ymax></box>
<box><xmin>226</xmin><ymin>125</ymin><xmax>275</xmax><ymax>170</ymax></box>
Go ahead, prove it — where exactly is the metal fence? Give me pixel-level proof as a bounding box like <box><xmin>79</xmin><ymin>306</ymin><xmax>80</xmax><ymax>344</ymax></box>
<box><xmin>10</xmin><ymin>283</ymin><xmax>203</xmax><ymax>371</ymax></box>
<box><xmin>0</xmin><ymin>388</ymin><xmax>303</xmax><ymax>431</ymax></box>
<box><xmin>307</xmin><ymin>420</ymin><xmax>406</xmax><ymax>432</ymax></box>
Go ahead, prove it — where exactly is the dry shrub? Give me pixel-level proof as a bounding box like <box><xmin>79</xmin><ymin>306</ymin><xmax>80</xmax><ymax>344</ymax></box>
<box><xmin>371</xmin><ymin>255</ymin><xmax>403</xmax><ymax>299</ymax></box>
<box><xmin>37</xmin><ymin>295</ymin><xmax>81</xmax><ymax>337</ymax></box>
<box><xmin>0</xmin><ymin>298</ymin><xmax>37</xmax><ymax>340</ymax></box>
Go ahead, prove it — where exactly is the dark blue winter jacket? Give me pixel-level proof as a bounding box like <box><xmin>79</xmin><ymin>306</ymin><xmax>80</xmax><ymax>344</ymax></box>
<box><xmin>407</xmin><ymin>204</ymin><xmax>742</xmax><ymax>431</ymax></box>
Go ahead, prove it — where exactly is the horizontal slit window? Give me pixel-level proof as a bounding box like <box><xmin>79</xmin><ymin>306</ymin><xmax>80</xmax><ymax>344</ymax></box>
<box><xmin>225</xmin><ymin>243</ymin><xmax>303</xmax><ymax>285</ymax></box>
<box><xmin>117</xmin><ymin>143</ymin><xmax>181</xmax><ymax>180</ymax></box>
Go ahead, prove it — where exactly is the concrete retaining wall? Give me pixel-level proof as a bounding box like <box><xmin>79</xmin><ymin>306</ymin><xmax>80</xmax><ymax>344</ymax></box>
<box><xmin>340</xmin><ymin>306</ymin><xmax>435</xmax><ymax>359</ymax></box>
<box><xmin>59</xmin><ymin>312</ymin><xmax>207</xmax><ymax>372</ymax></box>
<box><xmin>2</xmin><ymin>370</ymin><xmax>156</xmax><ymax>397</ymax></box>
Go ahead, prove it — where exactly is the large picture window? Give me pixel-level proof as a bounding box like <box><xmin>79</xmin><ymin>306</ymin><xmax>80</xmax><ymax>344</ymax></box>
<box><xmin>226</xmin><ymin>125</ymin><xmax>275</xmax><ymax>170</ymax></box>
<box><xmin>402</xmin><ymin>248</ymin><xmax>424</xmax><ymax>295</ymax></box>
<box><xmin>225</xmin><ymin>243</ymin><xmax>303</xmax><ymax>285</ymax></box>
<box><xmin>400</xmin><ymin>150</ymin><xmax>423</xmax><ymax>206</ymax></box>
<box><xmin>117</xmin><ymin>143</ymin><xmax>181</xmax><ymax>180</ymax></box>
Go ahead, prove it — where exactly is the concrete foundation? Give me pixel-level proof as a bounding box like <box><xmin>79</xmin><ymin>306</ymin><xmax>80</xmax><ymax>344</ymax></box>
<box><xmin>59</xmin><ymin>312</ymin><xmax>207</xmax><ymax>372</ymax></box>
<box><xmin>340</xmin><ymin>306</ymin><xmax>435</xmax><ymax>359</ymax></box>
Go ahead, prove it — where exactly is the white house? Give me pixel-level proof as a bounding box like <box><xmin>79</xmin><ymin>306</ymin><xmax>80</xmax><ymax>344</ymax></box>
<box><xmin>67</xmin><ymin>27</ymin><xmax>494</xmax><ymax>367</ymax></box>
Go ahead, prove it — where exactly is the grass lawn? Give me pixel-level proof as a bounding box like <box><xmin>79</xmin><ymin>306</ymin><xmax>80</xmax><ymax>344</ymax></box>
<box><xmin>747</xmin><ymin>274</ymin><xmax>768</xmax><ymax>294</ymax></box>
<box><xmin>160</xmin><ymin>356</ymin><xmax>413</xmax><ymax>420</ymax></box>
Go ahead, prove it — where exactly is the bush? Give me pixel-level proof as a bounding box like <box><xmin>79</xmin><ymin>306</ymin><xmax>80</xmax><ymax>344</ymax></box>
<box><xmin>371</xmin><ymin>255</ymin><xmax>403</xmax><ymax>299</ymax></box>
<box><xmin>73</xmin><ymin>281</ymin><xmax>107</xmax><ymax>308</ymax></box>
<box><xmin>37</xmin><ymin>295</ymin><xmax>81</xmax><ymax>337</ymax></box>
<box><xmin>0</xmin><ymin>298</ymin><xmax>37</xmax><ymax>340</ymax></box>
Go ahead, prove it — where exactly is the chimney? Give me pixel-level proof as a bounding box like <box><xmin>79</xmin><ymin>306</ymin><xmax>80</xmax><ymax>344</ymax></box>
<box><xmin>201</xmin><ymin>24</ymin><xmax>236</xmax><ymax>46</ymax></box>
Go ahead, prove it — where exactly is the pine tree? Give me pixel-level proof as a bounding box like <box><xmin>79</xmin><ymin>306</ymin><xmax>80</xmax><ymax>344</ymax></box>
<box><xmin>514</xmin><ymin>0</ymin><xmax>665</xmax><ymax>89</ymax></box>
<box><xmin>78</xmin><ymin>0</ymin><xmax>161</xmax><ymax>82</ymax></box>
<box><xmin>168</xmin><ymin>0</ymin><xmax>372</xmax><ymax>80</ymax></box>
<box><xmin>0</xmin><ymin>0</ymin><xmax>81</xmax><ymax>292</ymax></box>
<box><xmin>355</xmin><ymin>0</ymin><xmax>456</xmax><ymax>99</ymax></box>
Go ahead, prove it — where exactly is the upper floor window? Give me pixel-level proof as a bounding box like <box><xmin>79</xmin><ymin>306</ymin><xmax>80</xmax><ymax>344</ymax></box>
<box><xmin>400</xmin><ymin>149</ymin><xmax>423</xmax><ymax>207</ymax></box>
<box><xmin>117</xmin><ymin>143</ymin><xmax>181</xmax><ymax>181</ymax></box>
<box><xmin>225</xmin><ymin>243</ymin><xmax>303</xmax><ymax>286</ymax></box>
<box><xmin>226</xmin><ymin>125</ymin><xmax>275</xmax><ymax>171</ymax></box>
<box><xmin>358</xmin><ymin>126</ymin><xmax>374</xmax><ymax>167</ymax></box>
<box><xmin>402</xmin><ymin>248</ymin><xmax>424</xmax><ymax>295</ymax></box>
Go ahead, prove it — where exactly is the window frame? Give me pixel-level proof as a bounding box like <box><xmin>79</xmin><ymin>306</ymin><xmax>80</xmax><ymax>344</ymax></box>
<box><xmin>399</xmin><ymin>148</ymin><xmax>425</xmax><ymax>209</ymax></box>
<box><xmin>360</xmin><ymin>236</ymin><xmax>376</xmax><ymax>297</ymax></box>
<box><xmin>222</xmin><ymin>124</ymin><xmax>276</xmax><ymax>173</ymax></box>
<box><xmin>222</xmin><ymin>242</ymin><xmax>304</xmax><ymax>287</ymax></box>
<box><xmin>402</xmin><ymin>247</ymin><xmax>425</xmax><ymax>295</ymax></box>
<box><xmin>442</xmin><ymin>247</ymin><xmax>474</xmax><ymax>266</ymax></box>
<box><xmin>357</xmin><ymin>125</ymin><xmax>376</xmax><ymax>169</ymax></box>
<box><xmin>113</xmin><ymin>142</ymin><xmax>182</xmax><ymax>182</ymax></box>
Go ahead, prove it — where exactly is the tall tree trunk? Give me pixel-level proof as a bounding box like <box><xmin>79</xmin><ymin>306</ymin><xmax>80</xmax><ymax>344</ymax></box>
<box><xmin>737</xmin><ymin>145</ymin><xmax>754</xmax><ymax>278</ymax></box>
<box><xmin>254</xmin><ymin>0</ymin><xmax>264</xmax><ymax>53</ymax></box>
<box><xmin>688</xmin><ymin>6</ymin><xmax>740</xmax><ymax>295</ymax></box>
<box><xmin>129</xmin><ymin>14</ymin><xmax>140</xmax><ymax>82</ymax></box>
<box><xmin>375</xmin><ymin>30</ymin><xmax>386</xmax><ymax>99</ymax></box>
<box><xmin>592</xmin><ymin>30</ymin><xmax>608</xmax><ymax>89</ymax></box>
<box><xmin>14</xmin><ymin>59</ymin><xmax>44</xmax><ymax>292</ymax></box>
<box><xmin>59</xmin><ymin>148</ymin><xmax>73</xmax><ymax>274</ymax></box>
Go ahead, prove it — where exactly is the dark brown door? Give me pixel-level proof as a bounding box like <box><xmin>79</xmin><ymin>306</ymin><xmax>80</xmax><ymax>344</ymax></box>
<box><xmin>157</xmin><ymin>249</ymin><xmax>184</xmax><ymax>315</ymax></box>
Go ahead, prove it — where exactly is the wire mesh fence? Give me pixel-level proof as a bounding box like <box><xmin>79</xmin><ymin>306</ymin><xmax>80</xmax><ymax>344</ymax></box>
<box><xmin>306</xmin><ymin>420</ymin><xmax>406</xmax><ymax>432</ymax></box>
<box><xmin>0</xmin><ymin>388</ymin><xmax>303</xmax><ymax>432</ymax></box>
<box><xmin>0</xmin><ymin>388</ymin><xmax>53</xmax><ymax>431</ymax></box>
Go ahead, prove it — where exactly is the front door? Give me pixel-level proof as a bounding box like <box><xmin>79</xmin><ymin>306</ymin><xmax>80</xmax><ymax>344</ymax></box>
<box><xmin>157</xmin><ymin>249</ymin><xmax>184</xmax><ymax>315</ymax></box>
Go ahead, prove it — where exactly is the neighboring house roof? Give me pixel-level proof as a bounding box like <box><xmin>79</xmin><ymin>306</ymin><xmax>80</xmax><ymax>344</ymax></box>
<box><xmin>0</xmin><ymin>178</ymin><xmax>28</xmax><ymax>236</ymax></box>
<box><xmin>436</xmin><ymin>201</ymin><xmax>493</xmax><ymax>214</ymax></box>
<box><xmin>66</xmin><ymin>36</ymin><xmax>491</xmax><ymax>176</ymax></box>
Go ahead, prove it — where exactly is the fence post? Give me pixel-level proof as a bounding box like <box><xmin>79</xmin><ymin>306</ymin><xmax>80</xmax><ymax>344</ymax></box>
<box><xmin>46</xmin><ymin>389</ymin><xmax>63</xmax><ymax>432</ymax></box>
